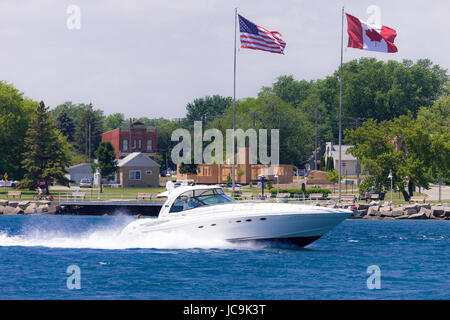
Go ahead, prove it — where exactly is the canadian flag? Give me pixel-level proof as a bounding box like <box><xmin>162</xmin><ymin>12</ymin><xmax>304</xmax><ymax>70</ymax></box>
<box><xmin>346</xmin><ymin>13</ymin><xmax>398</xmax><ymax>53</ymax></box>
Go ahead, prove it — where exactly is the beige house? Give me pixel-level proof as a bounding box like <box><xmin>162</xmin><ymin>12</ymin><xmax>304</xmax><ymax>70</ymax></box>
<box><xmin>115</xmin><ymin>152</ymin><xmax>160</xmax><ymax>187</ymax></box>
<box><xmin>177</xmin><ymin>148</ymin><xmax>293</xmax><ymax>185</ymax></box>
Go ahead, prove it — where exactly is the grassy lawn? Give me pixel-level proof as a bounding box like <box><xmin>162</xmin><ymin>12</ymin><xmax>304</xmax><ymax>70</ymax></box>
<box><xmin>0</xmin><ymin>186</ymin><xmax>168</xmax><ymax>201</ymax></box>
<box><xmin>1</xmin><ymin>184</ymin><xmax>447</xmax><ymax>205</ymax></box>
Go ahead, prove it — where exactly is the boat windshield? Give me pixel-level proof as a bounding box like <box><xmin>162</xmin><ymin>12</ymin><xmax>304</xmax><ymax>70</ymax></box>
<box><xmin>169</xmin><ymin>188</ymin><xmax>234</xmax><ymax>213</ymax></box>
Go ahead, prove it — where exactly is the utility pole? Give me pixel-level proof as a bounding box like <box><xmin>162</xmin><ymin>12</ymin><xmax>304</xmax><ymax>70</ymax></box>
<box><xmin>344</xmin><ymin>116</ymin><xmax>367</xmax><ymax>129</ymax></box>
<box><xmin>314</xmin><ymin>106</ymin><xmax>318</xmax><ymax>170</ymax></box>
<box><xmin>166</xmin><ymin>151</ymin><xmax>169</xmax><ymax>173</ymax></box>
<box><xmin>249</xmin><ymin>111</ymin><xmax>261</xmax><ymax>129</ymax></box>
<box><xmin>129</xmin><ymin>118</ymin><xmax>132</xmax><ymax>152</ymax></box>
<box><xmin>85</xmin><ymin>121</ymin><xmax>88</xmax><ymax>159</ymax></box>
<box><xmin>88</xmin><ymin>121</ymin><xmax>91</xmax><ymax>162</ymax></box>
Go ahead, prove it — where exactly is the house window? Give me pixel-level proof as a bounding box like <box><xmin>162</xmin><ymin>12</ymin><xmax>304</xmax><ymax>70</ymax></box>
<box><xmin>133</xmin><ymin>140</ymin><xmax>137</xmax><ymax>149</ymax></box>
<box><xmin>129</xmin><ymin>170</ymin><xmax>141</xmax><ymax>180</ymax></box>
<box><xmin>123</xmin><ymin>139</ymin><xmax>128</xmax><ymax>151</ymax></box>
<box><xmin>145</xmin><ymin>170</ymin><xmax>152</xmax><ymax>175</ymax></box>
<box><xmin>138</xmin><ymin>140</ymin><xmax>142</xmax><ymax>149</ymax></box>
<box><xmin>147</xmin><ymin>139</ymin><xmax>153</xmax><ymax>152</ymax></box>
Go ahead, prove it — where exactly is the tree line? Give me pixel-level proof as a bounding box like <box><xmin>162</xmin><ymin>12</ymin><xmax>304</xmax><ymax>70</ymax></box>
<box><xmin>0</xmin><ymin>57</ymin><xmax>448</xmax><ymax>194</ymax></box>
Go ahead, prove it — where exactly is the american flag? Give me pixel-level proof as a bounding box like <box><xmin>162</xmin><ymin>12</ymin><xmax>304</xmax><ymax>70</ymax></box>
<box><xmin>238</xmin><ymin>14</ymin><xmax>286</xmax><ymax>54</ymax></box>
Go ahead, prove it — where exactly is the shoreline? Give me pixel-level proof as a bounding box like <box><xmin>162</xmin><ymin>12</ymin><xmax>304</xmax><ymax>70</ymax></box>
<box><xmin>0</xmin><ymin>199</ymin><xmax>449</xmax><ymax>220</ymax></box>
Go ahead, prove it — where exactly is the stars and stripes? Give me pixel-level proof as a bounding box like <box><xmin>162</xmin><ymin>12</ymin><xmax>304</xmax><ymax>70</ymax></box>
<box><xmin>238</xmin><ymin>14</ymin><xmax>286</xmax><ymax>54</ymax></box>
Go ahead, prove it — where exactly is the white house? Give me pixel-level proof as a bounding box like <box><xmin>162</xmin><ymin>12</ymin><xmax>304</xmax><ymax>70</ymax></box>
<box><xmin>324</xmin><ymin>142</ymin><xmax>363</xmax><ymax>176</ymax></box>
<box><xmin>66</xmin><ymin>163</ymin><xmax>94</xmax><ymax>185</ymax></box>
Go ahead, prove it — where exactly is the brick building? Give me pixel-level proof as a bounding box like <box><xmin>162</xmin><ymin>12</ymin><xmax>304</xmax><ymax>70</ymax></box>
<box><xmin>101</xmin><ymin>121</ymin><xmax>157</xmax><ymax>160</ymax></box>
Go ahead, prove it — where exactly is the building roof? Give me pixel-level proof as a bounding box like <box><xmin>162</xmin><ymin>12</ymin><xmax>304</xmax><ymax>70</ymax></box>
<box><xmin>117</xmin><ymin>152</ymin><xmax>160</xmax><ymax>167</ymax></box>
<box><xmin>66</xmin><ymin>163</ymin><xmax>92</xmax><ymax>170</ymax></box>
<box><xmin>329</xmin><ymin>145</ymin><xmax>357</xmax><ymax>161</ymax></box>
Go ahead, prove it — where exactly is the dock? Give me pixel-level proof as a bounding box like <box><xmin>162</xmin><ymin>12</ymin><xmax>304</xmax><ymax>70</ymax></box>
<box><xmin>59</xmin><ymin>201</ymin><xmax>163</xmax><ymax>216</ymax></box>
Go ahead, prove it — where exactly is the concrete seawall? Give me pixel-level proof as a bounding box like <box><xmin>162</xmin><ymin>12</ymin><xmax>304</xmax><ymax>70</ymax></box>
<box><xmin>0</xmin><ymin>199</ymin><xmax>163</xmax><ymax>216</ymax></box>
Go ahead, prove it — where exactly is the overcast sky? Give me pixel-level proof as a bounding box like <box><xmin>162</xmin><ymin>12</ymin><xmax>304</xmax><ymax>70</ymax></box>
<box><xmin>0</xmin><ymin>0</ymin><xmax>448</xmax><ymax>119</ymax></box>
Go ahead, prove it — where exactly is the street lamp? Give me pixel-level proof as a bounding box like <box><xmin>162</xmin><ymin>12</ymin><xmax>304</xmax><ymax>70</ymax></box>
<box><xmin>274</xmin><ymin>174</ymin><xmax>279</xmax><ymax>198</ymax></box>
<box><xmin>388</xmin><ymin>169</ymin><xmax>393</xmax><ymax>203</ymax></box>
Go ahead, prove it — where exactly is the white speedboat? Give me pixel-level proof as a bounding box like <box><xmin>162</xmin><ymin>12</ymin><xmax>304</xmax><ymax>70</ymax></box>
<box><xmin>121</xmin><ymin>184</ymin><xmax>352</xmax><ymax>247</ymax></box>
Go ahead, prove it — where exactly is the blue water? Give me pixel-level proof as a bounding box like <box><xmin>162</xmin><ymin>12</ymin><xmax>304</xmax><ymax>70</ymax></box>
<box><xmin>0</xmin><ymin>215</ymin><xmax>448</xmax><ymax>300</ymax></box>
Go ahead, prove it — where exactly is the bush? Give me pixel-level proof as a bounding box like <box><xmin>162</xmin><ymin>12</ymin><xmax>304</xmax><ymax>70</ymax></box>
<box><xmin>269</xmin><ymin>187</ymin><xmax>331</xmax><ymax>197</ymax></box>
<box><xmin>358</xmin><ymin>176</ymin><xmax>376</xmax><ymax>195</ymax></box>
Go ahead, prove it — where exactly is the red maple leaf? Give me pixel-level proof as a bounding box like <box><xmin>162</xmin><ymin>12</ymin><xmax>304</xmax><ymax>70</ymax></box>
<box><xmin>365</xmin><ymin>28</ymin><xmax>382</xmax><ymax>42</ymax></box>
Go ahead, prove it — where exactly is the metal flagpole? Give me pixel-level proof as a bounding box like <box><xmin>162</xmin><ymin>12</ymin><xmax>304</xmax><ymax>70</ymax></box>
<box><xmin>338</xmin><ymin>6</ymin><xmax>344</xmax><ymax>202</ymax></box>
<box><xmin>232</xmin><ymin>8</ymin><xmax>237</xmax><ymax>192</ymax></box>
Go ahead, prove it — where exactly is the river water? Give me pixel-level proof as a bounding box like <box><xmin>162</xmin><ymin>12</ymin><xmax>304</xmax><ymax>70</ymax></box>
<box><xmin>0</xmin><ymin>215</ymin><xmax>448</xmax><ymax>299</ymax></box>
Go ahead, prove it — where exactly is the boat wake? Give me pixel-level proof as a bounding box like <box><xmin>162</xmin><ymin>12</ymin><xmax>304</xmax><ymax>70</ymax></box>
<box><xmin>0</xmin><ymin>219</ymin><xmax>267</xmax><ymax>250</ymax></box>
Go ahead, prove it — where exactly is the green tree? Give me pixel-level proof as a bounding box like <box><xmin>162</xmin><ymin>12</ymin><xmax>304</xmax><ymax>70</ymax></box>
<box><xmin>213</xmin><ymin>92</ymin><xmax>314</xmax><ymax>168</ymax></box>
<box><xmin>345</xmin><ymin>112</ymin><xmax>449</xmax><ymax>199</ymax></box>
<box><xmin>237</xmin><ymin>167</ymin><xmax>245</xmax><ymax>180</ymax></box>
<box><xmin>0</xmin><ymin>82</ymin><xmax>37</xmax><ymax>179</ymax></box>
<box><xmin>225</xmin><ymin>174</ymin><xmax>232</xmax><ymax>187</ymax></box>
<box><xmin>326</xmin><ymin>169</ymin><xmax>339</xmax><ymax>192</ymax></box>
<box><xmin>265</xmin><ymin>75</ymin><xmax>314</xmax><ymax>108</ymax></box>
<box><xmin>51</xmin><ymin>101</ymin><xmax>88</xmax><ymax>128</ymax></box>
<box><xmin>56</xmin><ymin>109</ymin><xmax>75</xmax><ymax>141</ymax></box>
<box><xmin>104</xmin><ymin>113</ymin><xmax>126</xmax><ymax>131</ymax></box>
<box><xmin>319</xmin><ymin>156</ymin><xmax>325</xmax><ymax>171</ymax></box>
<box><xmin>326</xmin><ymin>157</ymin><xmax>335</xmax><ymax>171</ymax></box>
<box><xmin>319</xmin><ymin>58</ymin><xmax>447</xmax><ymax>141</ymax></box>
<box><xmin>178</xmin><ymin>161</ymin><xmax>198</xmax><ymax>175</ymax></box>
<box><xmin>92</xmin><ymin>141</ymin><xmax>118</xmax><ymax>193</ymax></box>
<box><xmin>74</xmin><ymin>103</ymin><xmax>104</xmax><ymax>158</ymax></box>
<box><xmin>186</xmin><ymin>95</ymin><xmax>232</xmax><ymax>123</ymax></box>
<box><xmin>154</xmin><ymin>118</ymin><xmax>179</xmax><ymax>171</ymax></box>
<box><xmin>21</xmin><ymin>101</ymin><xmax>71</xmax><ymax>193</ymax></box>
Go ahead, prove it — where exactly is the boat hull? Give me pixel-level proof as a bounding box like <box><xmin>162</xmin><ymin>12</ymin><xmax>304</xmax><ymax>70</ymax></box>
<box><xmin>228</xmin><ymin>235</ymin><xmax>322</xmax><ymax>248</ymax></box>
<box><xmin>122</xmin><ymin>204</ymin><xmax>351</xmax><ymax>248</ymax></box>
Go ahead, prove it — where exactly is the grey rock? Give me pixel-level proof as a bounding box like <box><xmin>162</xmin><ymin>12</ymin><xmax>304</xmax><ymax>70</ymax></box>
<box><xmin>24</xmin><ymin>203</ymin><xmax>38</xmax><ymax>214</ymax></box>
<box><xmin>431</xmin><ymin>206</ymin><xmax>445</xmax><ymax>218</ymax></box>
<box><xmin>367</xmin><ymin>206</ymin><xmax>380</xmax><ymax>216</ymax></box>
<box><xmin>379</xmin><ymin>206</ymin><xmax>392</xmax><ymax>217</ymax></box>
<box><xmin>418</xmin><ymin>207</ymin><xmax>432</xmax><ymax>219</ymax></box>
<box><xmin>444</xmin><ymin>208</ymin><xmax>450</xmax><ymax>218</ymax></box>
<box><xmin>0</xmin><ymin>206</ymin><xmax>4</xmax><ymax>214</ymax></box>
<box><xmin>408</xmin><ymin>211</ymin><xmax>428</xmax><ymax>219</ymax></box>
<box><xmin>418</xmin><ymin>204</ymin><xmax>431</xmax><ymax>210</ymax></box>
<box><xmin>404</xmin><ymin>208</ymin><xmax>418</xmax><ymax>215</ymax></box>
<box><xmin>7</xmin><ymin>201</ymin><xmax>19</xmax><ymax>208</ymax></box>
<box><xmin>0</xmin><ymin>200</ymin><xmax>8</xmax><ymax>206</ymax></box>
<box><xmin>3</xmin><ymin>206</ymin><xmax>23</xmax><ymax>215</ymax></box>
<box><xmin>358</xmin><ymin>209</ymin><xmax>368</xmax><ymax>216</ymax></box>
<box><xmin>18</xmin><ymin>201</ymin><xmax>30</xmax><ymax>207</ymax></box>
<box><xmin>37</xmin><ymin>204</ymin><xmax>49</xmax><ymax>213</ymax></box>
<box><xmin>403</xmin><ymin>204</ymin><xmax>418</xmax><ymax>211</ymax></box>
<box><xmin>391</xmin><ymin>208</ymin><xmax>404</xmax><ymax>217</ymax></box>
<box><xmin>396</xmin><ymin>215</ymin><xmax>410</xmax><ymax>219</ymax></box>
<box><xmin>357</xmin><ymin>204</ymin><xmax>371</xmax><ymax>210</ymax></box>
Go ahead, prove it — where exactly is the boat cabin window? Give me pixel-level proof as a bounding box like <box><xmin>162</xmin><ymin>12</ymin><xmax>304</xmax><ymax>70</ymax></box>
<box><xmin>169</xmin><ymin>188</ymin><xmax>234</xmax><ymax>213</ymax></box>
